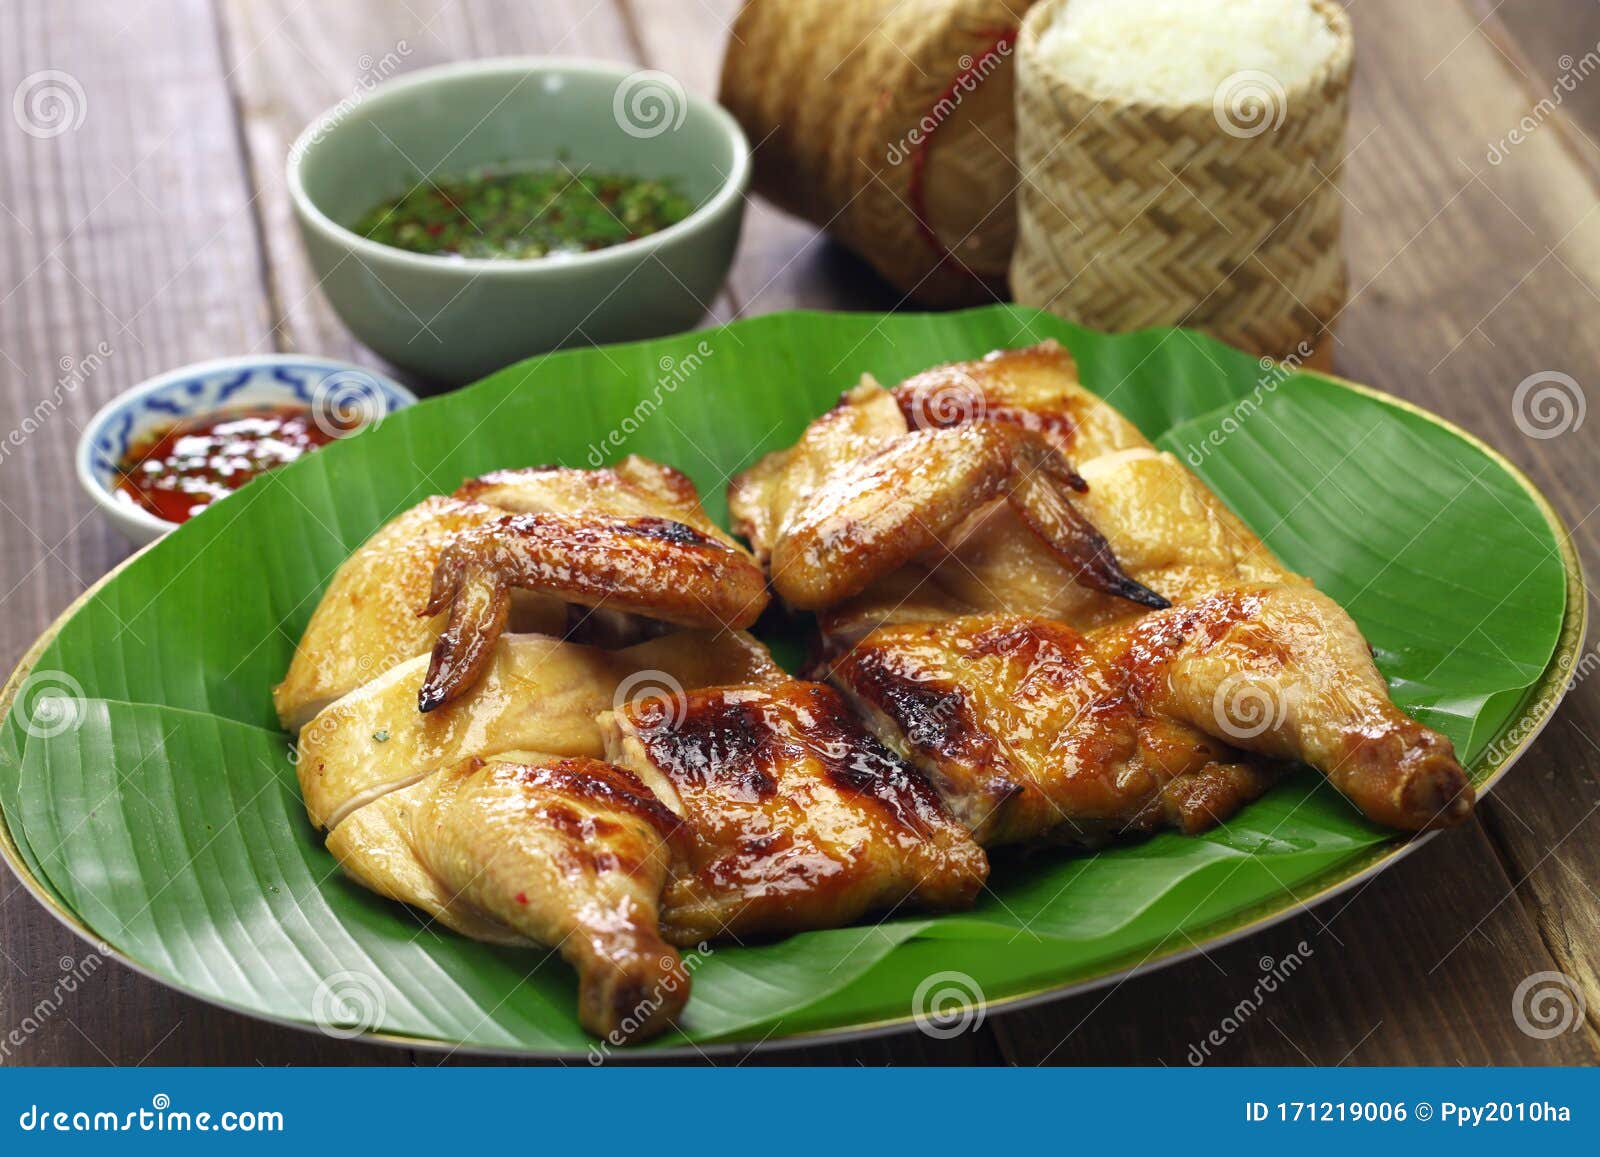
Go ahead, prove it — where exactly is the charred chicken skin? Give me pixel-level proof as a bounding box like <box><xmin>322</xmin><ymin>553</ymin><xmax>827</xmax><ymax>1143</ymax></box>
<box><xmin>601</xmin><ymin>680</ymin><xmax>988</xmax><ymax>943</ymax></box>
<box><xmin>827</xmin><ymin>614</ymin><xmax>1277</xmax><ymax>846</ymax></box>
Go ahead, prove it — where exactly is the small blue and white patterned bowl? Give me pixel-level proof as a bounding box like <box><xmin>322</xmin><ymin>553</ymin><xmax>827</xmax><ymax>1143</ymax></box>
<box><xmin>77</xmin><ymin>355</ymin><xmax>416</xmax><ymax>545</ymax></box>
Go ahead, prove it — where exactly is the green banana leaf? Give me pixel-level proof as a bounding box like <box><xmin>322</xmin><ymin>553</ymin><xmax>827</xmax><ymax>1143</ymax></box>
<box><xmin>0</xmin><ymin>306</ymin><xmax>1569</xmax><ymax>1052</ymax></box>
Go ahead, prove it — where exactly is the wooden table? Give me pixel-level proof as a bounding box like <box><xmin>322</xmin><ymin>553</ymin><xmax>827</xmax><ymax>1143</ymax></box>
<box><xmin>1</xmin><ymin>0</ymin><xmax>1597</xmax><ymax>1066</ymax></box>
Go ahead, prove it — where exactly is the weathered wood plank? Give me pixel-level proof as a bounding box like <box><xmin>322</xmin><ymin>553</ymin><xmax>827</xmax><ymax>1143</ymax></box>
<box><xmin>1342</xmin><ymin>0</ymin><xmax>1600</xmax><ymax>1043</ymax></box>
<box><xmin>0</xmin><ymin>0</ymin><xmax>406</xmax><ymax>1065</ymax></box>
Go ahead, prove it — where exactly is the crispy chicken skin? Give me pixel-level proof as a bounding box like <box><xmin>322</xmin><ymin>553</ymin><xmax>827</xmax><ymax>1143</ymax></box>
<box><xmin>771</xmin><ymin>422</ymin><xmax>1168</xmax><ymax>613</ymax></box>
<box><xmin>1101</xmin><ymin>584</ymin><xmax>1474</xmax><ymax>830</ymax></box>
<box><xmin>832</xmin><ymin>587</ymin><xmax>1473</xmax><ymax>836</ymax></box>
<box><xmin>828</xmin><ymin>615</ymin><xmax>1276</xmax><ymax>845</ymax></box>
<box><xmin>457</xmin><ymin>457</ymin><xmax>724</xmax><ymax>531</ymax></box>
<box><xmin>410</xmin><ymin>755</ymin><xmax>690</xmax><ymax>1043</ymax></box>
<box><xmin>600</xmin><ymin>681</ymin><xmax>989</xmax><ymax>944</ymax></box>
<box><xmin>417</xmin><ymin>513</ymin><xmax>770</xmax><ymax>712</ymax></box>
<box><xmin>890</xmin><ymin>341</ymin><xmax>1151</xmax><ymax>459</ymax></box>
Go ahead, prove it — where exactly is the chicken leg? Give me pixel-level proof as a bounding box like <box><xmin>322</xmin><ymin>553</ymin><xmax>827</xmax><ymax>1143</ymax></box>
<box><xmin>409</xmin><ymin>754</ymin><xmax>690</xmax><ymax>1042</ymax></box>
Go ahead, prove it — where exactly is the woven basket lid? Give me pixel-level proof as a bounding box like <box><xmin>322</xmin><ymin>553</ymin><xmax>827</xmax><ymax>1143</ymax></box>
<box><xmin>1009</xmin><ymin>0</ymin><xmax>1354</xmax><ymax>359</ymax></box>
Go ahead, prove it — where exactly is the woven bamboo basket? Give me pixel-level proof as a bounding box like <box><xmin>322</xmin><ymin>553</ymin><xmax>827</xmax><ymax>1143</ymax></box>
<box><xmin>1009</xmin><ymin>0</ymin><xmax>1354</xmax><ymax>363</ymax></box>
<box><xmin>720</xmin><ymin>0</ymin><xmax>1039</xmax><ymax>307</ymax></box>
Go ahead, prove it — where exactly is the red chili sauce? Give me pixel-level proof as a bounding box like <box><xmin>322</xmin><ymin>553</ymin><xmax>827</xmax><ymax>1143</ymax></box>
<box><xmin>114</xmin><ymin>404</ymin><xmax>336</xmax><ymax>524</ymax></box>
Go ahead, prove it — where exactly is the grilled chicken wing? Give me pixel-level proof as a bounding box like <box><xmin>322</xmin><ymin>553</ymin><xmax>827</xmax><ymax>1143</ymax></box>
<box><xmin>828</xmin><ymin>615</ymin><xmax>1277</xmax><ymax>845</ymax></box>
<box><xmin>600</xmin><ymin>680</ymin><xmax>988</xmax><ymax>944</ymax></box>
<box><xmin>771</xmin><ymin>422</ymin><xmax>1166</xmax><ymax>613</ymax></box>
<box><xmin>729</xmin><ymin>347</ymin><xmax>1165</xmax><ymax>636</ymax></box>
<box><xmin>275</xmin><ymin>458</ymin><xmax>745</xmax><ymax>731</ymax></box>
<box><xmin>417</xmin><ymin>513</ymin><xmax>770</xmax><ymax>711</ymax></box>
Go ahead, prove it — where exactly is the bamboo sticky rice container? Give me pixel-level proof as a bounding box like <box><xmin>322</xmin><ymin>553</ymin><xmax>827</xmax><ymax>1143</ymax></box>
<box><xmin>1009</xmin><ymin>0</ymin><xmax>1354</xmax><ymax>363</ymax></box>
<box><xmin>720</xmin><ymin>0</ymin><xmax>1039</xmax><ymax>306</ymax></box>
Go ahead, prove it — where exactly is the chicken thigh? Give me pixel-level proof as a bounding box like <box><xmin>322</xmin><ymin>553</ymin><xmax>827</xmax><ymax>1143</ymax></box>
<box><xmin>828</xmin><ymin>614</ymin><xmax>1276</xmax><ymax>845</ymax></box>
<box><xmin>830</xmin><ymin>586</ymin><xmax>1473</xmax><ymax>836</ymax></box>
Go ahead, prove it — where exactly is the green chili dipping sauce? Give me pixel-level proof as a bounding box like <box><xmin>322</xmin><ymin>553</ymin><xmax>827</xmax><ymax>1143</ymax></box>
<box><xmin>114</xmin><ymin>405</ymin><xmax>338</xmax><ymax>524</ymax></box>
<box><xmin>352</xmin><ymin>164</ymin><xmax>696</xmax><ymax>260</ymax></box>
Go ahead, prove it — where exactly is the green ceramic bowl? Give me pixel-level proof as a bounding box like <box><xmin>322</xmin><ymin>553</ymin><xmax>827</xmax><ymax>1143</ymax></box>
<box><xmin>287</xmin><ymin>58</ymin><xmax>749</xmax><ymax>384</ymax></box>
